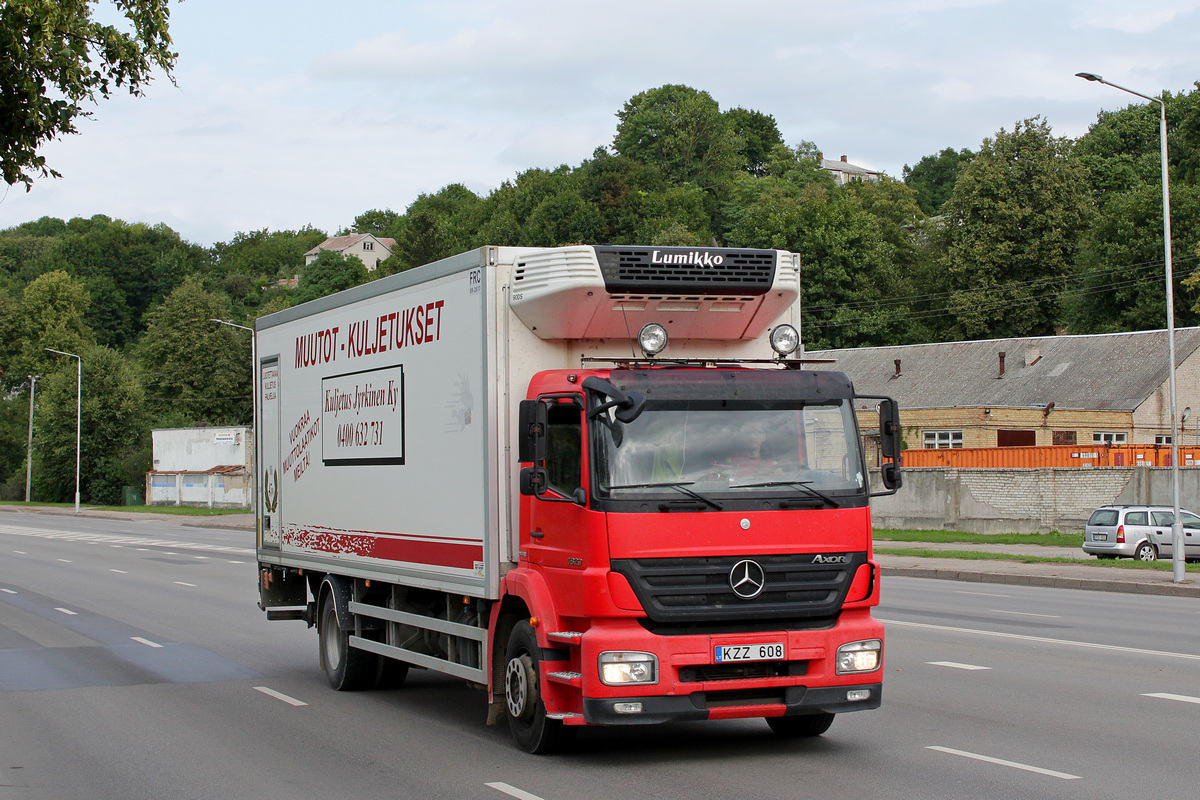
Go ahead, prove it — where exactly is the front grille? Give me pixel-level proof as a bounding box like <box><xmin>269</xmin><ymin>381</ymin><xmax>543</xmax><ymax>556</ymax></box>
<box><xmin>594</xmin><ymin>246</ymin><xmax>776</xmax><ymax>296</ymax></box>
<box><xmin>679</xmin><ymin>660</ymin><xmax>808</xmax><ymax>683</ymax></box>
<box><xmin>611</xmin><ymin>553</ymin><xmax>866</xmax><ymax>624</ymax></box>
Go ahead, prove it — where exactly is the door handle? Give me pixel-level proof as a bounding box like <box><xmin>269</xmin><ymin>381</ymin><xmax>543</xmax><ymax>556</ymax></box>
<box><xmin>530</xmin><ymin>530</ymin><xmax>544</xmax><ymax>539</ymax></box>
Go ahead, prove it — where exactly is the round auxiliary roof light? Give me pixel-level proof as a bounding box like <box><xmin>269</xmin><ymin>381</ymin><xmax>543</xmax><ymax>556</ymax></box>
<box><xmin>770</xmin><ymin>324</ymin><xmax>800</xmax><ymax>357</ymax></box>
<box><xmin>638</xmin><ymin>323</ymin><xmax>669</xmax><ymax>358</ymax></box>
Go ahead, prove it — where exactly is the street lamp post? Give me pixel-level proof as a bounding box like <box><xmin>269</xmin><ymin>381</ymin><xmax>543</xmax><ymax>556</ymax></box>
<box><xmin>211</xmin><ymin>319</ymin><xmax>257</xmax><ymax>516</ymax></box>
<box><xmin>44</xmin><ymin>349</ymin><xmax>81</xmax><ymax>514</ymax></box>
<box><xmin>1077</xmin><ymin>72</ymin><xmax>1186</xmax><ymax>583</ymax></box>
<box><xmin>25</xmin><ymin>375</ymin><xmax>38</xmax><ymax>502</ymax></box>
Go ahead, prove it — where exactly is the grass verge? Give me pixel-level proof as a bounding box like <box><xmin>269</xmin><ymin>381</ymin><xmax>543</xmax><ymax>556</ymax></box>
<box><xmin>0</xmin><ymin>501</ymin><xmax>248</xmax><ymax>517</ymax></box>
<box><xmin>876</xmin><ymin>529</ymin><xmax>1083</xmax><ymax>547</ymax></box>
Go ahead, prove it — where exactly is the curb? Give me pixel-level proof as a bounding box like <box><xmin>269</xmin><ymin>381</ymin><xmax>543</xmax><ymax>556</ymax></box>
<box><xmin>881</xmin><ymin>564</ymin><xmax>1200</xmax><ymax>598</ymax></box>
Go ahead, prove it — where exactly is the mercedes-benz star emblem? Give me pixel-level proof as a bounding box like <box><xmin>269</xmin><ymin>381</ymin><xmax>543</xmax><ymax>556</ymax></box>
<box><xmin>729</xmin><ymin>559</ymin><xmax>766</xmax><ymax>599</ymax></box>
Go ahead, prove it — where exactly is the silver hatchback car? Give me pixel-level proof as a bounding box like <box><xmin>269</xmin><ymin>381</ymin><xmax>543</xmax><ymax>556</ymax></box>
<box><xmin>1082</xmin><ymin>505</ymin><xmax>1200</xmax><ymax>561</ymax></box>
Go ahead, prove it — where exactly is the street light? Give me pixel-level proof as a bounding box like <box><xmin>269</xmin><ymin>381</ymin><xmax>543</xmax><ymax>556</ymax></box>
<box><xmin>44</xmin><ymin>349</ymin><xmax>81</xmax><ymax>514</ymax></box>
<box><xmin>211</xmin><ymin>319</ymin><xmax>258</xmax><ymax>517</ymax></box>
<box><xmin>25</xmin><ymin>375</ymin><xmax>38</xmax><ymax>502</ymax></box>
<box><xmin>1077</xmin><ymin>72</ymin><xmax>1186</xmax><ymax>583</ymax></box>
<box><xmin>210</xmin><ymin>319</ymin><xmax>256</xmax><ymax>401</ymax></box>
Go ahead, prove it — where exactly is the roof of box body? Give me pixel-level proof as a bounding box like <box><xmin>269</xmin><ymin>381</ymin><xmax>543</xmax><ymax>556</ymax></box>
<box><xmin>806</xmin><ymin>328</ymin><xmax>1200</xmax><ymax>411</ymax></box>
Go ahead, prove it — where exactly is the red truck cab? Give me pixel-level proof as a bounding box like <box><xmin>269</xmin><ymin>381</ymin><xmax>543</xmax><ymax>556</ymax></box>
<box><xmin>499</xmin><ymin>364</ymin><xmax>899</xmax><ymax>752</ymax></box>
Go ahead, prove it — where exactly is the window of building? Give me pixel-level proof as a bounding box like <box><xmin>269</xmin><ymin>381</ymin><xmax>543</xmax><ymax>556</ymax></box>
<box><xmin>1053</xmin><ymin>430</ymin><xmax>1077</xmax><ymax>445</ymax></box>
<box><xmin>363</xmin><ymin>241</ymin><xmax>374</xmax><ymax>251</ymax></box>
<box><xmin>1092</xmin><ymin>432</ymin><xmax>1127</xmax><ymax>445</ymax></box>
<box><xmin>998</xmin><ymin>430</ymin><xmax>1036</xmax><ymax>447</ymax></box>
<box><xmin>923</xmin><ymin>430</ymin><xmax>962</xmax><ymax>449</ymax></box>
<box><xmin>1155</xmin><ymin>435</ymin><xmax>1173</xmax><ymax>445</ymax></box>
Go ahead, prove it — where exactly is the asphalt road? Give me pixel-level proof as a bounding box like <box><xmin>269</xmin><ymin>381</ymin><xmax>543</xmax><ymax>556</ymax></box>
<box><xmin>1</xmin><ymin>512</ymin><xmax>1198</xmax><ymax>800</ymax></box>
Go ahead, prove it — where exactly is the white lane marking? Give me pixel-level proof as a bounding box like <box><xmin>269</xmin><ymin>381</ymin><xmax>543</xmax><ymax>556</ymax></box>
<box><xmin>131</xmin><ymin>637</ymin><xmax>163</xmax><ymax>648</ymax></box>
<box><xmin>1</xmin><ymin>588</ymin><xmax>17</xmax><ymax>594</ymax></box>
<box><xmin>990</xmin><ymin>610</ymin><xmax>1061</xmax><ymax>619</ymax></box>
<box><xmin>110</xmin><ymin>545</ymin><xmax>123</xmax><ymax>548</ymax></box>
<box><xmin>927</xmin><ymin>746</ymin><xmax>1081</xmax><ymax>780</ymax></box>
<box><xmin>228</xmin><ymin>560</ymin><xmax>244</xmax><ymax>564</ymax></box>
<box><xmin>881</xmin><ymin>618</ymin><xmax>1200</xmax><ymax>662</ymax></box>
<box><xmin>928</xmin><ymin>661</ymin><xmax>991</xmax><ymax>671</ymax></box>
<box><xmin>193</xmin><ymin>556</ymin><xmax>209</xmax><ymax>560</ymax></box>
<box><xmin>1143</xmin><ymin>692</ymin><xmax>1200</xmax><ymax>705</ymax></box>
<box><xmin>109</xmin><ymin>569</ymin><xmax>127</xmax><ymax>574</ymax></box>
<box><xmin>955</xmin><ymin>590</ymin><xmax>1012</xmax><ymax>598</ymax></box>
<box><xmin>57</xmin><ymin>559</ymin><xmax>71</xmax><ymax>563</ymax></box>
<box><xmin>174</xmin><ymin>582</ymin><xmax>197</xmax><ymax>587</ymax></box>
<box><xmin>13</xmin><ymin>550</ymin><xmax>26</xmax><ymax>555</ymax></box>
<box><xmin>486</xmin><ymin>782</ymin><xmax>547</xmax><ymax>800</ymax></box>
<box><xmin>0</xmin><ymin>524</ymin><xmax>253</xmax><ymax>555</ymax></box>
<box><xmin>254</xmin><ymin>686</ymin><xmax>307</xmax><ymax>706</ymax></box>
<box><xmin>55</xmin><ymin>608</ymin><xmax>77</xmax><ymax>615</ymax></box>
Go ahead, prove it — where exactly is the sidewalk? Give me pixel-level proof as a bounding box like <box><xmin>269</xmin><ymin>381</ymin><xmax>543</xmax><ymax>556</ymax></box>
<box><xmin>876</xmin><ymin>550</ymin><xmax>1200</xmax><ymax>598</ymax></box>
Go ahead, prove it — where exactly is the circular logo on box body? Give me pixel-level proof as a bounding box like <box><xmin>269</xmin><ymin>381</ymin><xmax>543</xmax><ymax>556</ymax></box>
<box><xmin>729</xmin><ymin>559</ymin><xmax>766</xmax><ymax>599</ymax></box>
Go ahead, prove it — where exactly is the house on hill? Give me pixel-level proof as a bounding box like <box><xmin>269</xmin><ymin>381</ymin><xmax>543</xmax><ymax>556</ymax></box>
<box><xmin>807</xmin><ymin>328</ymin><xmax>1200</xmax><ymax>451</ymax></box>
<box><xmin>819</xmin><ymin>154</ymin><xmax>882</xmax><ymax>186</ymax></box>
<box><xmin>304</xmin><ymin>233</ymin><xmax>397</xmax><ymax>271</ymax></box>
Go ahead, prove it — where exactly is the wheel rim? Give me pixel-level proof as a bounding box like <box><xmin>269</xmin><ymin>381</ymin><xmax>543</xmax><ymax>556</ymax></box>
<box><xmin>1138</xmin><ymin>545</ymin><xmax>1156</xmax><ymax>561</ymax></box>
<box><xmin>506</xmin><ymin>654</ymin><xmax>535</xmax><ymax>720</ymax></box>
<box><xmin>322</xmin><ymin>603</ymin><xmax>342</xmax><ymax>671</ymax></box>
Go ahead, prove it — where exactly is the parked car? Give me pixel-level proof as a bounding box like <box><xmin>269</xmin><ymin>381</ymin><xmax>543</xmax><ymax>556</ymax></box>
<box><xmin>1082</xmin><ymin>505</ymin><xmax>1200</xmax><ymax>561</ymax></box>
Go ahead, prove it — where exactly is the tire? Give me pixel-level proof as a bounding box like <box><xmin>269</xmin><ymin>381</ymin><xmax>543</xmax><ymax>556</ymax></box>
<box><xmin>318</xmin><ymin>589</ymin><xmax>377</xmax><ymax>691</ymax></box>
<box><xmin>1134</xmin><ymin>542</ymin><xmax>1158</xmax><ymax>562</ymax></box>
<box><xmin>374</xmin><ymin>656</ymin><xmax>410</xmax><ymax>689</ymax></box>
<box><xmin>504</xmin><ymin>621</ymin><xmax>575</xmax><ymax>754</ymax></box>
<box><xmin>766</xmin><ymin>713</ymin><xmax>835</xmax><ymax>738</ymax></box>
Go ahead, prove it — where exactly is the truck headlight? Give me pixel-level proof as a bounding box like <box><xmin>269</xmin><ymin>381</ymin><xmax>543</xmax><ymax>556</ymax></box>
<box><xmin>599</xmin><ymin>651</ymin><xmax>658</xmax><ymax>685</ymax></box>
<box><xmin>836</xmin><ymin>639</ymin><xmax>881</xmax><ymax>674</ymax></box>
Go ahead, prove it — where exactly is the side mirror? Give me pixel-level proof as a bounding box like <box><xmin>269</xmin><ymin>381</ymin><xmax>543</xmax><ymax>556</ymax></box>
<box><xmin>879</xmin><ymin>398</ymin><xmax>901</xmax><ymax>459</ymax></box>
<box><xmin>880</xmin><ymin>461</ymin><xmax>902</xmax><ymax>492</ymax></box>
<box><xmin>518</xmin><ymin>399</ymin><xmax>548</xmax><ymax>463</ymax></box>
<box><xmin>520</xmin><ymin>466</ymin><xmax>548</xmax><ymax>496</ymax></box>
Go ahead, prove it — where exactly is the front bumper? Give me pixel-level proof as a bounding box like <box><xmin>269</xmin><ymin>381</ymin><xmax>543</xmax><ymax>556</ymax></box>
<box><xmin>583</xmin><ymin>683</ymin><xmax>881</xmax><ymax>725</ymax></box>
<box><xmin>559</xmin><ymin>610</ymin><xmax>884</xmax><ymax>726</ymax></box>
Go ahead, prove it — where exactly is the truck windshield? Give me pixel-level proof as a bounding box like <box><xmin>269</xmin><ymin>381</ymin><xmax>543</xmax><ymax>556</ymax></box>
<box><xmin>593</xmin><ymin>399</ymin><xmax>865</xmax><ymax>503</ymax></box>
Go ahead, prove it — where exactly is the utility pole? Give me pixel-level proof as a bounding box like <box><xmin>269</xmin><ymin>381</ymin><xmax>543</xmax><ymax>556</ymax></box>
<box><xmin>25</xmin><ymin>375</ymin><xmax>38</xmax><ymax>502</ymax></box>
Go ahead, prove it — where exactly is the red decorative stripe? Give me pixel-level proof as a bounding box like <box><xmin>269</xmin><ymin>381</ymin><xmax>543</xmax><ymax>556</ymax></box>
<box><xmin>283</xmin><ymin>525</ymin><xmax>482</xmax><ymax>569</ymax></box>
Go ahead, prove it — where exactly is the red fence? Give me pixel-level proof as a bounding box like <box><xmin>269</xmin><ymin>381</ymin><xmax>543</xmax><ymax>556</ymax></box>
<box><xmin>901</xmin><ymin>444</ymin><xmax>1200</xmax><ymax>469</ymax></box>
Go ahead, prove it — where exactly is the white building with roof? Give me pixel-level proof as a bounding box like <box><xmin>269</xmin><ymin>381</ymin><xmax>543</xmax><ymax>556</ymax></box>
<box><xmin>304</xmin><ymin>233</ymin><xmax>397</xmax><ymax>271</ymax></box>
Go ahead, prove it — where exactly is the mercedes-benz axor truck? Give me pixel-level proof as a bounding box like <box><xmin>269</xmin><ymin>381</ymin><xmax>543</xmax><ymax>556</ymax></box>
<box><xmin>254</xmin><ymin>244</ymin><xmax>902</xmax><ymax>752</ymax></box>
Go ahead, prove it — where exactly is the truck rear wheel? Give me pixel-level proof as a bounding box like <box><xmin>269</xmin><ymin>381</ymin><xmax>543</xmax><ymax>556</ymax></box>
<box><xmin>504</xmin><ymin>621</ymin><xmax>575</xmax><ymax>754</ymax></box>
<box><xmin>318</xmin><ymin>590</ymin><xmax>377</xmax><ymax>690</ymax></box>
<box><xmin>766</xmin><ymin>712</ymin><xmax>835</xmax><ymax>737</ymax></box>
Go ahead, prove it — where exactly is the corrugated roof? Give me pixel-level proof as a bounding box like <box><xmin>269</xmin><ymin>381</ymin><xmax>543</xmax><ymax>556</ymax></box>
<box><xmin>806</xmin><ymin>328</ymin><xmax>1200</xmax><ymax>411</ymax></box>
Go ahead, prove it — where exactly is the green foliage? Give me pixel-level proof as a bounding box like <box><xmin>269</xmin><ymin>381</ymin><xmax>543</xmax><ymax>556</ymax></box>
<box><xmin>294</xmin><ymin>248</ymin><xmax>370</xmax><ymax>305</ymax></box>
<box><xmin>136</xmin><ymin>276</ymin><xmax>251</xmax><ymax>425</ymax></box>
<box><xmin>8</xmin><ymin>269</ymin><xmax>95</xmax><ymax>391</ymax></box>
<box><xmin>36</xmin><ymin>345</ymin><xmax>146</xmax><ymax>505</ymax></box>
<box><xmin>902</xmin><ymin>146</ymin><xmax>974</xmax><ymax>215</ymax></box>
<box><xmin>211</xmin><ymin>226</ymin><xmax>327</xmax><ymax>281</ymax></box>
<box><xmin>613</xmin><ymin>85</ymin><xmax>745</xmax><ymax>188</ymax></box>
<box><xmin>0</xmin><ymin>0</ymin><xmax>176</xmax><ymax>188</ymax></box>
<box><xmin>724</xmin><ymin>107</ymin><xmax>784</xmax><ymax>177</ymax></box>
<box><xmin>937</xmin><ymin>117</ymin><xmax>1091</xmax><ymax>339</ymax></box>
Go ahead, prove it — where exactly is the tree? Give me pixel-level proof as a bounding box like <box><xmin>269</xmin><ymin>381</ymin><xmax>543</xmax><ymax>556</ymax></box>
<box><xmin>936</xmin><ymin>117</ymin><xmax>1091</xmax><ymax>340</ymax></box>
<box><xmin>294</xmin><ymin>249</ymin><xmax>370</xmax><ymax>304</ymax></box>
<box><xmin>902</xmin><ymin>147</ymin><xmax>974</xmax><ymax>215</ymax></box>
<box><xmin>0</xmin><ymin>0</ymin><xmax>176</xmax><ymax>188</ymax></box>
<box><xmin>613</xmin><ymin>85</ymin><xmax>744</xmax><ymax>188</ymax></box>
<box><xmin>36</xmin><ymin>344</ymin><xmax>146</xmax><ymax>505</ymax></box>
<box><xmin>137</xmin><ymin>276</ymin><xmax>252</xmax><ymax>425</ymax></box>
<box><xmin>724</xmin><ymin>107</ymin><xmax>784</xmax><ymax>177</ymax></box>
<box><xmin>10</xmin><ymin>269</ymin><xmax>94</xmax><ymax>390</ymax></box>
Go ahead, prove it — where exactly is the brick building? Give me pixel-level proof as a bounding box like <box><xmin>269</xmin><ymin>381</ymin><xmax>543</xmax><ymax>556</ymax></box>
<box><xmin>807</xmin><ymin>328</ymin><xmax>1200</xmax><ymax>452</ymax></box>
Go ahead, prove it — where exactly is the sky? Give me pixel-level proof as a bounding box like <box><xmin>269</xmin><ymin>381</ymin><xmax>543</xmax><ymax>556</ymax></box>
<box><xmin>2</xmin><ymin>0</ymin><xmax>1199</xmax><ymax>247</ymax></box>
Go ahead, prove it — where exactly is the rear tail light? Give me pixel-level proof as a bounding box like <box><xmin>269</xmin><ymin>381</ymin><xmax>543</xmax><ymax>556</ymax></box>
<box><xmin>1117</xmin><ymin>525</ymin><xmax>1125</xmax><ymax>543</ymax></box>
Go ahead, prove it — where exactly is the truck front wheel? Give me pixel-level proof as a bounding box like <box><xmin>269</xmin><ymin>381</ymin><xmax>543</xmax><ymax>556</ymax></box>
<box><xmin>504</xmin><ymin>621</ymin><xmax>575</xmax><ymax>753</ymax></box>
<box><xmin>318</xmin><ymin>590</ymin><xmax>376</xmax><ymax>690</ymax></box>
<box><xmin>766</xmin><ymin>712</ymin><xmax>835</xmax><ymax>737</ymax></box>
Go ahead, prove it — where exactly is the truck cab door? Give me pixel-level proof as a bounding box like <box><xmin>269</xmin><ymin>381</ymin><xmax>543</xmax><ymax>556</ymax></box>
<box><xmin>521</xmin><ymin>397</ymin><xmax>593</xmax><ymax>591</ymax></box>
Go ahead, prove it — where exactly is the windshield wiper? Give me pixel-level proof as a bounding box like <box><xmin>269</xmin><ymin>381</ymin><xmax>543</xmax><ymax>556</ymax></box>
<box><xmin>602</xmin><ymin>481</ymin><xmax>723</xmax><ymax>510</ymax></box>
<box><xmin>729</xmin><ymin>480</ymin><xmax>838</xmax><ymax>507</ymax></box>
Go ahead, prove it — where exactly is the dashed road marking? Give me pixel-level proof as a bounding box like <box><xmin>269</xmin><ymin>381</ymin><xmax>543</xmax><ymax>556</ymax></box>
<box><xmin>109</xmin><ymin>569</ymin><xmax>127</xmax><ymax>574</ymax></box>
<box><xmin>486</xmin><ymin>783</ymin><xmax>546</xmax><ymax>800</ymax></box>
<box><xmin>0</xmin><ymin>523</ymin><xmax>253</xmax><ymax>556</ymax></box>
<box><xmin>174</xmin><ymin>582</ymin><xmax>197</xmax><ymax>587</ymax></box>
<box><xmin>1143</xmin><ymin>692</ymin><xmax>1200</xmax><ymax>705</ymax></box>
<box><xmin>54</xmin><ymin>608</ymin><xmax>77</xmax><ymax>616</ymax></box>
<box><xmin>254</xmin><ymin>686</ymin><xmax>307</xmax><ymax>706</ymax></box>
<box><xmin>928</xmin><ymin>661</ymin><xmax>991</xmax><ymax>670</ymax></box>
<box><xmin>927</xmin><ymin>746</ymin><xmax>1081</xmax><ymax>780</ymax></box>
<box><xmin>131</xmin><ymin>637</ymin><xmax>163</xmax><ymax>648</ymax></box>
<box><xmin>991</xmin><ymin>610</ymin><xmax>1061</xmax><ymax>619</ymax></box>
